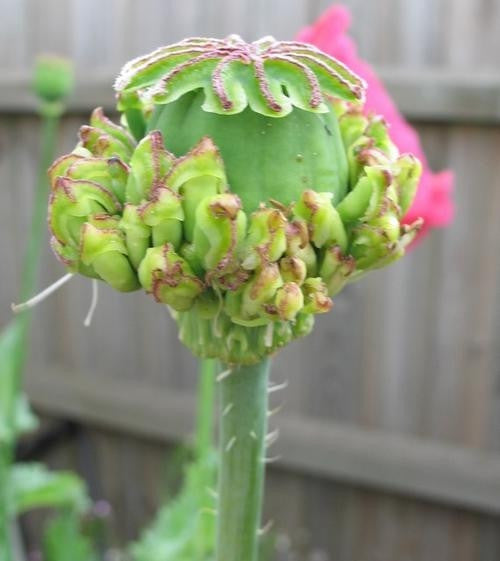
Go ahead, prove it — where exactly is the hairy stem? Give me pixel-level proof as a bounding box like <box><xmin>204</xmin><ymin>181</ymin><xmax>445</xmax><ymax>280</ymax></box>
<box><xmin>195</xmin><ymin>358</ymin><xmax>216</xmax><ymax>459</ymax></box>
<box><xmin>216</xmin><ymin>358</ymin><xmax>270</xmax><ymax>561</ymax></box>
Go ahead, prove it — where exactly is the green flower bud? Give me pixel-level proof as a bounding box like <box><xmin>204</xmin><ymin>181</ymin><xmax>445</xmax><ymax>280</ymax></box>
<box><xmin>32</xmin><ymin>55</ymin><xmax>73</xmax><ymax>113</ymax></box>
<box><xmin>47</xmin><ymin>36</ymin><xmax>423</xmax><ymax>364</ymax></box>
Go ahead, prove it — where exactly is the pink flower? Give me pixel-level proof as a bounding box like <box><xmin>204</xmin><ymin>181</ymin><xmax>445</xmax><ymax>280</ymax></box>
<box><xmin>297</xmin><ymin>5</ymin><xmax>453</xmax><ymax>240</ymax></box>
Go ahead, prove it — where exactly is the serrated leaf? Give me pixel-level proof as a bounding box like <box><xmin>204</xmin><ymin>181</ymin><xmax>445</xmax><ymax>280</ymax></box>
<box><xmin>130</xmin><ymin>452</ymin><xmax>217</xmax><ymax>561</ymax></box>
<box><xmin>9</xmin><ymin>462</ymin><xmax>89</xmax><ymax>515</ymax></box>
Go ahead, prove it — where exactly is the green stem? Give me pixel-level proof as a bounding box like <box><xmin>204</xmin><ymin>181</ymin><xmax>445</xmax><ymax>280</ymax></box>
<box><xmin>195</xmin><ymin>358</ymin><xmax>216</xmax><ymax>459</ymax></box>
<box><xmin>15</xmin><ymin>111</ymin><xmax>60</xmax><ymax>373</ymax></box>
<box><xmin>0</xmin><ymin>108</ymin><xmax>61</xmax><ymax>561</ymax></box>
<box><xmin>216</xmin><ymin>358</ymin><xmax>270</xmax><ymax>561</ymax></box>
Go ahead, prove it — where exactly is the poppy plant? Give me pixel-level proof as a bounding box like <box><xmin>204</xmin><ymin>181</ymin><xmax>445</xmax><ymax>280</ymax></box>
<box><xmin>43</xmin><ymin>34</ymin><xmax>426</xmax><ymax>561</ymax></box>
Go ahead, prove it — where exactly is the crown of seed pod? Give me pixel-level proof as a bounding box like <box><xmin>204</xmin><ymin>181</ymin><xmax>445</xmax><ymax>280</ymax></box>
<box><xmin>48</xmin><ymin>36</ymin><xmax>422</xmax><ymax>364</ymax></box>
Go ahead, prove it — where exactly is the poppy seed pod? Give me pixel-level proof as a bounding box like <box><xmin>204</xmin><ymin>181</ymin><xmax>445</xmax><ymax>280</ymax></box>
<box><xmin>48</xmin><ymin>36</ymin><xmax>422</xmax><ymax>364</ymax></box>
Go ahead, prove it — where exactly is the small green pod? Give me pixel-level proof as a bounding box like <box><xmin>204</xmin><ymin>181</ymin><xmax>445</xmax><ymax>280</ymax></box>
<box><xmin>319</xmin><ymin>246</ymin><xmax>356</xmax><ymax>296</ymax></box>
<box><xmin>120</xmin><ymin>204</ymin><xmax>151</xmax><ymax>269</ymax></box>
<box><xmin>192</xmin><ymin>193</ymin><xmax>247</xmax><ymax>277</ymax></box>
<box><xmin>302</xmin><ymin>278</ymin><xmax>332</xmax><ymax>314</ymax></box>
<box><xmin>274</xmin><ymin>282</ymin><xmax>304</xmax><ymax>321</ymax></box>
<box><xmin>125</xmin><ymin>131</ymin><xmax>174</xmax><ymax>204</ymax></box>
<box><xmin>242</xmin><ymin>207</ymin><xmax>287</xmax><ymax>270</ymax></box>
<box><xmin>294</xmin><ymin>190</ymin><xmax>348</xmax><ymax>250</ymax></box>
<box><xmin>138</xmin><ymin>244</ymin><xmax>204</xmax><ymax>311</ymax></box>
<box><xmin>80</xmin><ymin>217</ymin><xmax>140</xmax><ymax>292</ymax></box>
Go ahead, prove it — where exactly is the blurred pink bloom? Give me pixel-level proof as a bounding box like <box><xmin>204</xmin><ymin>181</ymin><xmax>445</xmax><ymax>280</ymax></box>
<box><xmin>297</xmin><ymin>4</ymin><xmax>453</xmax><ymax>240</ymax></box>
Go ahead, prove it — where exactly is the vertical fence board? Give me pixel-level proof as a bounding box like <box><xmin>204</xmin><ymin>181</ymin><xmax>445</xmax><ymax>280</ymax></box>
<box><xmin>1</xmin><ymin>1</ymin><xmax>500</xmax><ymax>559</ymax></box>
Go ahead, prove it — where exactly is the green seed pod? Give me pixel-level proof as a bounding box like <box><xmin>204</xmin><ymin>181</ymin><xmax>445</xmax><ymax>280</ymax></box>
<box><xmin>32</xmin><ymin>55</ymin><xmax>74</xmax><ymax>115</ymax></box>
<box><xmin>47</xmin><ymin>36</ymin><xmax>423</xmax><ymax>364</ymax></box>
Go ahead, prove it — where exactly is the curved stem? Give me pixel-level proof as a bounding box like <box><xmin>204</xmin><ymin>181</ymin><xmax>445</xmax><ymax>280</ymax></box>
<box><xmin>216</xmin><ymin>358</ymin><xmax>270</xmax><ymax>561</ymax></box>
<box><xmin>195</xmin><ymin>358</ymin><xmax>216</xmax><ymax>459</ymax></box>
<box><xmin>15</xmin><ymin>112</ymin><xmax>59</xmax><ymax>373</ymax></box>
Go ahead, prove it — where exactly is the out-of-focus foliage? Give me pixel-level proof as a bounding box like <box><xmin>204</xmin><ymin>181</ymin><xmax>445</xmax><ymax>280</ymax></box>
<box><xmin>9</xmin><ymin>463</ymin><xmax>89</xmax><ymax>515</ymax></box>
<box><xmin>131</xmin><ymin>453</ymin><xmax>217</xmax><ymax>561</ymax></box>
<box><xmin>43</xmin><ymin>512</ymin><xmax>98</xmax><ymax>561</ymax></box>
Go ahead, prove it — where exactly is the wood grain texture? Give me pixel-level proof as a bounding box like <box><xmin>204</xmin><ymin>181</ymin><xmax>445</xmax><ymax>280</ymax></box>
<box><xmin>24</xmin><ymin>364</ymin><xmax>500</xmax><ymax>515</ymax></box>
<box><xmin>1</xmin><ymin>0</ymin><xmax>500</xmax><ymax>559</ymax></box>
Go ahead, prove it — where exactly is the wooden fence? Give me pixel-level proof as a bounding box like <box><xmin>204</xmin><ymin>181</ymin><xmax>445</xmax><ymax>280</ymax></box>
<box><xmin>1</xmin><ymin>0</ymin><xmax>500</xmax><ymax>559</ymax></box>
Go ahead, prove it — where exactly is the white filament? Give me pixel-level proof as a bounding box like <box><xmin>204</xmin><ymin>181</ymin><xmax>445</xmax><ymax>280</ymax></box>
<box><xmin>11</xmin><ymin>273</ymin><xmax>74</xmax><ymax>313</ymax></box>
<box><xmin>83</xmin><ymin>279</ymin><xmax>99</xmax><ymax>327</ymax></box>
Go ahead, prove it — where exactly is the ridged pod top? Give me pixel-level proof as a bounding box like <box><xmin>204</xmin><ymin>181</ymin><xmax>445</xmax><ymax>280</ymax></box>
<box><xmin>114</xmin><ymin>35</ymin><xmax>366</xmax><ymax>117</ymax></box>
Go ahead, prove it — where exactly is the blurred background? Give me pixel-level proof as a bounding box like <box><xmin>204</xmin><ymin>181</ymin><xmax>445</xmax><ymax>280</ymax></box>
<box><xmin>1</xmin><ymin>0</ymin><xmax>500</xmax><ymax>560</ymax></box>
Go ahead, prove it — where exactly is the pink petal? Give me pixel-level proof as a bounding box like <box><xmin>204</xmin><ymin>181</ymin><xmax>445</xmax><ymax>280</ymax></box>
<box><xmin>296</xmin><ymin>4</ymin><xmax>454</xmax><ymax>242</ymax></box>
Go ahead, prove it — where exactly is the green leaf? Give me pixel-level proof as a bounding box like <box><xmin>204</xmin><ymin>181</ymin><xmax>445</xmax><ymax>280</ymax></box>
<box><xmin>43</xmin><ymin>511</ymin><xmax>98</xmax><ymax>561</ymax></box>
<box><xmin>131</xmin><ymin>452</ymin><xmax>217</xmax><ymax>561</ymax></box>
<box><xmin>9</xmin><ymin>462</ymin><xmax>89</xmax><ymax>515</ymax></box>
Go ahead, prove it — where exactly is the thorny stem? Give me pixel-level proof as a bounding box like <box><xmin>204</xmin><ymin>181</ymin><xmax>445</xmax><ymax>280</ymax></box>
<box><xmin>0</xmin><ymin>110</ymin><xmax>60</xmax><ymax>561</ymax></box>
<box><xmin>195</xmin><ymin>358</ymin><xmax>216</xmax><ymax>459</ymax></box>
<box><xmin>216</xmin><ymin>358</ymin><xmax>270</xmax><ymax>561</ymax></box>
